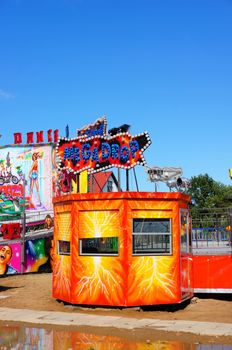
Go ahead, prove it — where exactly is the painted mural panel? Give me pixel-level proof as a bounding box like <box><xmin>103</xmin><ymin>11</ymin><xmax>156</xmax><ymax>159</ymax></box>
<box><xmin>0</xmin><ymin>242</ymin><xmax>20</xmax><ymax>276</ymax></box>
<box><xmin>23</xmin><ymin>237</ymin><xmax>53</xmax><ymax>273</ymax></box>
<box><xmin>70</xmin><ymin>202</ymin><xmax>126</xmax><ymax>306</ymax></box>
<box><xmin>0</xmin><ymin>145</ymin><xmax>53</xmax><ymax>215</ymax></box>
<box><xmin>78</xmin><ymin>210</ymin><xmax>121</xmax><ymax>238</ymax></box>
<box><xmin>128</xmin><ymin>208</ymin><xmax>179</xmax><ymax>305</ymax></box>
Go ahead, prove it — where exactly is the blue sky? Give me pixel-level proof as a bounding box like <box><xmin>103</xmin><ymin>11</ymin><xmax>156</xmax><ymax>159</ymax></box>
<box><xmin>0</xmin><ymin>0</ymin><xmax>232</xmax><ymax>191</ymax></box>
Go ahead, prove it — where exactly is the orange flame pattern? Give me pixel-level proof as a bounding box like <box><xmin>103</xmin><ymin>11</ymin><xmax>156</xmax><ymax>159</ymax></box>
<box><xmin>53</xmin><ymin>192</ymin><xmax>190</xmax><ymax>306</ymax></box>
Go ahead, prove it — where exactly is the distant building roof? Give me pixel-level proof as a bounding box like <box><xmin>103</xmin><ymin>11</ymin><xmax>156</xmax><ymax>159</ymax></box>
<box><xmin>89</xmin><ymin>171</ymin><xmax>119</xmax><ymax>193</ymax></box>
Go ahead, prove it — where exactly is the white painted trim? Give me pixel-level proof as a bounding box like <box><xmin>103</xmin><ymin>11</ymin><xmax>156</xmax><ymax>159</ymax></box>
<box><xmin>194</xmin><ymin>288</ymin><xmax>232</xmax><ymax>294</ymax></box>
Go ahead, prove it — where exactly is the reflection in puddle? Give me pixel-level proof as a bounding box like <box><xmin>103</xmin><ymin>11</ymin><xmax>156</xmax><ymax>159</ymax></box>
<box><xmin>0</xmin><ymin>324</ymin><xmax>230</xmax><ymax>350</ymax></box>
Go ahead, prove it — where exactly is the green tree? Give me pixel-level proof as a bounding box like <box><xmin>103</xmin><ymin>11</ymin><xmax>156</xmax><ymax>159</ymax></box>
<box><xmin>187</xmin><ymin>174</ymin><xmax>232</xmax><ymax>220</ymax></box>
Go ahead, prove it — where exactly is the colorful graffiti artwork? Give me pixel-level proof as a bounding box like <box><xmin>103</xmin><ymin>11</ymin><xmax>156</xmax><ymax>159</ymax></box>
<box><xmin>0</xmin><ymin>237</ymin><xmax>53</xmax><ymax>276</ymax></box>
<box><xmin>0</xmin><ymin>145</ymin><xmax>54</xmax><ymax>212</ymax></box>
<box><xmin>0</xmin><ymin>192</ymin><xmax>25</xmax><ymax>219</ymax></box>
<box><xmin>24</xmin><ymin>237</ymin><xmax>53</xmax><ymax>273</ymax></box>
<box><xmin>0</xmin><ymin>144</ymin><xmax>55</xmax><ymax>276</ymax></box>
<box><xmin>0</xmin><ymin>242</ymin><xmax>20</xmax><ymax>275</ymax></box>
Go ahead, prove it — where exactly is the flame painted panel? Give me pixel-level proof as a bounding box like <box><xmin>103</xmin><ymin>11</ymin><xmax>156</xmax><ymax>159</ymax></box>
<box><xmin>71</xmin><ymin>201</ymin><xmax>127</xmax><ymax>306</ymax></box>
<box><xmin>52</xmin><ymin>206</ymin><xmax>72</xmax><ymax>302</ymax></box>
<box><xmin>127</xmin><ymin>206</ymin><xmax>179</xmax><ymax>305</ymax></box>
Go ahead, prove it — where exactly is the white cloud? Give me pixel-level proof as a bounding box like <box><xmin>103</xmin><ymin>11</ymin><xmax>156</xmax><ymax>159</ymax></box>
<box><xmin>0</xmin><ymin>89</ymin><xmax>15</xmax><ymax>99</ymax></box>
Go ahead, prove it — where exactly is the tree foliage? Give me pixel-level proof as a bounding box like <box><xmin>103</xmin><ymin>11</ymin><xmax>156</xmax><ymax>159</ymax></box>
<box><xmin>187</xmin><ymin>173</ymin><xmax>232</xmax><ymax>220</ymax></box>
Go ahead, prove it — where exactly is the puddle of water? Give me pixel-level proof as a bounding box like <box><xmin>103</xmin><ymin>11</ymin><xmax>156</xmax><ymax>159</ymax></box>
<box><xmin>0</xmin><ymin>324</ymin><xmax>231</xmax><ymax>350</ymax></box>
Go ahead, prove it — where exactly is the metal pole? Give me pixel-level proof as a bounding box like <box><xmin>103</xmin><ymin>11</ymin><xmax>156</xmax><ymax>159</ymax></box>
<box><xmin>76</xmin><ymin>173</ymin><xmax>80</xmax><ymax>193</ymax></box>
<box><xmin>117</xmin><ymin>168</ymin><xmax>121</xmax><ymax>192</ymax></box>
<box><xmin>126</xmin><ymin>169</ymin><xmax>129</xmax><ymax>191</ymax></box>
<box><xmin>155</xmin><ymin>182</ymin><xmax>157</xmax><ymax>192</ymax></box>
<box><xmin>229</xmin><ymin>209</ymin><xmax>232</xmax><ymax>253</ymax></box>
<box><xmin>20</xmin><ymin>174</ymin><xmax>26</xmax><ymax>274</ymax></box>
<box><xmin>133</xmin><ymin>168</ymin><xmax>139</xmax><ymax>192</ymax></box>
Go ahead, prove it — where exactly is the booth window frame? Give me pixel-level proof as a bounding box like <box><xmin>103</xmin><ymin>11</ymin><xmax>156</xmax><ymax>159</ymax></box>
<box><xmin>180</xmin><ymin>209</ymin><xmax>191</xmax><ymax>254</ymax></box>
<box><xmin>132</xmin><ymin>218</ymin><xmax>172</xmax><ymax>256</ymax></box>
<box><xmin>79</xmin><ymin>236</ymin><xmax>119</xmax><ymax>256</ymax></box>
<box><xmin>58</xmin><ymin>240</ymin><xmax>71</xmax><ymax>256</ymax></box>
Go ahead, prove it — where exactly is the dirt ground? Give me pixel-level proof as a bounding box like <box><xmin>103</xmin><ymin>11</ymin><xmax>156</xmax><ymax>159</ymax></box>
<box><xmin>0</xmin><ymin>272</ymin><xmax>232</xmax><ymax>344</ymax></box>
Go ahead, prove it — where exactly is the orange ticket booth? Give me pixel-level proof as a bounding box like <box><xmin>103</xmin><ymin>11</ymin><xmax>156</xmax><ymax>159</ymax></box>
<box><xmin>52</xmin><ymin>191</ymin><xmax>193</xmax><ymax>307</ymax></box>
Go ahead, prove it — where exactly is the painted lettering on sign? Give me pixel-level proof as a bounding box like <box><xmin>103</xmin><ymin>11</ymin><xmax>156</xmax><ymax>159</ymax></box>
<box><xmin>57</xmin><ymin>132</ymin><xmax>151</xmax><ymax>174</ymax></box>
<box><xmin>0</xmin><ymin>184</ymin><xmax>24</xmax><ymax>197</ymax></box>
<box><xmin>14</xmin><ymin>129</ymin><xmax>59</xmax><ymax>145</ymax></box>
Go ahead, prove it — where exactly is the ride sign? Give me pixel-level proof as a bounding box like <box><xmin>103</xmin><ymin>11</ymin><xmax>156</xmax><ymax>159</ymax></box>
<box><xmin>56</xmin><ymin>121</ymin><xmax>151</xmax><ymax>174</ymax></box>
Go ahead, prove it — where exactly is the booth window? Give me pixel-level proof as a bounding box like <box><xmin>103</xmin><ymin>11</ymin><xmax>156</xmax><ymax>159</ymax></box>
<box><xmin>79</xmin><ymin>237</ymin><xmax>118</xmax><ymax>256</ymax></box>
<box><xmin>180</xmin><ymin>210</ymin><xmax>190</xmax><ymax>253</ymax></box>
<box><xmin>132</xmin><ymin>218</ymin><xmax>172</xmax><ymax>255</ymax></box>
<box><xmin>58</xmin><ymin>240</ymin><xmax>71</xmax><ymax>256</ymax></box>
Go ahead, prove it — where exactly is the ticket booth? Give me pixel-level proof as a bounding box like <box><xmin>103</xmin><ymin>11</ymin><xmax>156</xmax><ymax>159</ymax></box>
<box><xmin>52</xmin><ymin>117</ymin><xmax>193</xmax><ymax>306</ymax></box>
<box><xmin>52</xmin><ymin>191</ymin><xmax>193</xmax><ymax>306</ymax></box>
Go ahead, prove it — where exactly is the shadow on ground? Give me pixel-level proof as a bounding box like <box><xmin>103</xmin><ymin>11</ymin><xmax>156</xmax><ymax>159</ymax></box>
<box><xmin>0</xmin><ymin>286</ymin><xmax>22</xmax><ymax>292</ymax></box>
<box><xmin>58</xmin><ymin>298</ymin><xmax>192</xmax><ymax>313</ymax></box>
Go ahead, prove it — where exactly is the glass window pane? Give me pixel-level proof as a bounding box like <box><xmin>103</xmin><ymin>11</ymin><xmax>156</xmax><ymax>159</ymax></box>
<box><xmin>133</xmin><ymin>218</ymin><xmax>170</xmax><ymax>233</ymax></box>
<box><xmin>80</xmin><ymin>237</ymin><xmax>118</xmax><ymax>255</ymax></box>
<box><xmin>132</xmin><ymin>218</ymin><xmax>172</xmax><ymax>255</ymax></box>
<box><xmin>133</xmin><ymin>234</ymin><xmax>171</xmax><ymax>254</ymax></box>
<box><xmin>180</xmin><ymin>211</ymin><xmax>189</xmax><ymax>253</ymax></box>
<box><xmin>58</xmin><ymin>240</ymin><xmax>70</xmax><ymax>255</ymax></box>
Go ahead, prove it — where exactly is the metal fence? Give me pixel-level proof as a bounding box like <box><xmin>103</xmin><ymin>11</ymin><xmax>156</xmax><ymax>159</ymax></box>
<box><xmin>191</xmin><ymin>208</ymin><xmax>232</xmax><ymax>255</ymax></box>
